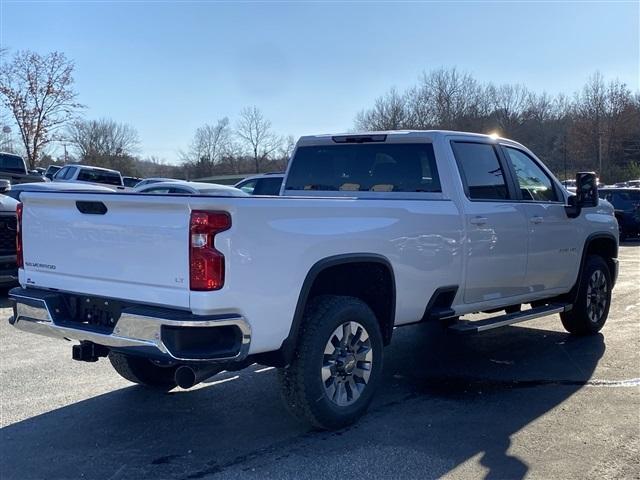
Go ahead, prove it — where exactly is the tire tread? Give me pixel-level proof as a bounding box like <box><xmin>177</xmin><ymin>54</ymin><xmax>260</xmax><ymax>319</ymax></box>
<box><xmin>278</xmin><ymin>295</ymin><xmax>381</xmax><ymax>429</ymax></box>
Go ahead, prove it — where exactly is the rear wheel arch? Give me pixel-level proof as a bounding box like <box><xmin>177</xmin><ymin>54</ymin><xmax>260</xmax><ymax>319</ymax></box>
<box><xmin>277</xmin><ymin>254</ymin><xmax>396</xmax><ymax>366</ymax></box>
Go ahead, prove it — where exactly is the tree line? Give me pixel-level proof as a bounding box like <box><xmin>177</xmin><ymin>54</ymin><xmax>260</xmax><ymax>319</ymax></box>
<box><xmin>2</xmin><ymin>50</ymin><xmax>639</xmax><ymax>182</ymax></box>
<box><xmin>355</xmin><ymin>68</ymin><xmax>640</xmax><ymax>182</ymax></box>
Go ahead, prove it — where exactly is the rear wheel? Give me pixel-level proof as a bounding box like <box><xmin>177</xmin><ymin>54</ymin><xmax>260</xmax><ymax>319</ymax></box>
<box><xmin>108</xmin><ymin>352</ymin><xmax>177</xmax><ymax>390</ymax></box>
<box><xmin>561</xmin><ymin>255</ymin><xmax>611</xmax><ymax>335</ymax></box>
<box><xmin>278</xmin><ymin>295</ymin><xmax>384</xmax><ymax>430</ymax></box>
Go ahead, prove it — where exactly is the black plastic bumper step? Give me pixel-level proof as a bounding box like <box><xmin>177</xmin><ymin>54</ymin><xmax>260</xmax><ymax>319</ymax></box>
<box><xmin>448</xmin><ymin>304</ymin><xmax>571</xmax><ymax>334</ymax></box>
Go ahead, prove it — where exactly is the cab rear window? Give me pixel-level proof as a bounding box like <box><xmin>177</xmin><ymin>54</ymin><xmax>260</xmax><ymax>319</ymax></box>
<box><xmin>0</xmin><ymin>153</ymin><xmax>25</xmax><ymax>174</ymax></box>
<box><xmin>285</xmin><ymin>143</ymin><xmax>441</xmax><ymax>193</ymax></box>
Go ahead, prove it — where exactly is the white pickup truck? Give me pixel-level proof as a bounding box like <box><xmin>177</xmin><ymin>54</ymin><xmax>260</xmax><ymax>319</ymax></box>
<box><xmin>9</xmin><ymin>131</ymin><xmax>618</xmax><ymax>429</ymax></box>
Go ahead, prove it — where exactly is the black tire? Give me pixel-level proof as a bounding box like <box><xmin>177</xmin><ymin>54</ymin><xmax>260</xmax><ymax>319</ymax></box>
<box><xmin>108</xmin><ymin>352</ymin><xmax>177</xmax><ymax>390</ymax></box>
<box><xmin>561</xmin><ymin>255</ymin><xmax>612</xmax><ymax>335</ymax></box>
<box><xmin>277</xmin><ymin>295</ymin><xmax>384</xmax><ymax>430</ymax></box>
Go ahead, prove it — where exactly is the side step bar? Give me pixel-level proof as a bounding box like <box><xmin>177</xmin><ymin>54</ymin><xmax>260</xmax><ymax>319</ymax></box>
<box><xmin>448</xmin><ymin>304</ymin><xmax>571</xmax><ymax>334</ymax></box>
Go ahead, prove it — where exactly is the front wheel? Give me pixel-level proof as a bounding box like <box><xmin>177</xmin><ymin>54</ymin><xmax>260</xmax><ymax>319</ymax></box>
<box><xmin>278</xmin><ymin>295</ymin><xmax>384</xmax><ymax>430</ymax></box>
<box><xmin>561</xmin><ymin>255</ymin><xmax>612</xmax><ymax>335</ymax></box>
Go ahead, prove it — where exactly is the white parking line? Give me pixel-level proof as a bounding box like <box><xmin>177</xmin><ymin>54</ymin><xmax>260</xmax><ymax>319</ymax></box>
<box><xmin>206</xmin><ymin>375</ymin><xmax>240</xmax><ymax>386</ymax></box>
<box><xmin>586</xmin><ymin>378</ymin><xmax>640</xmax><ymax>387</ymax></box>
<box><xmin>255</xmin><ymin>366</ymin><xmax>275</xmax><ymax>373</ymax></box>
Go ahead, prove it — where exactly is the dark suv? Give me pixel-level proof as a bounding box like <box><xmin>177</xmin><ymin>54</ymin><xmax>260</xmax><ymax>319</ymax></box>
<box><xmin>599</xmin><ymin>188</ymin><xmax>640</xmax><ymax>240</ymax></box>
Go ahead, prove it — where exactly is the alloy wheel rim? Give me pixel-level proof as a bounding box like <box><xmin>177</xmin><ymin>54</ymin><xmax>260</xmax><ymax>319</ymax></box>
<box><xmin>586</xmin><ymin>269</ymin><xmax>608</xmax><ymax>323</ymax></box>
<box><xmin>322</xmin><ymin>321</ymin><xmax>373</xmax><ymax>407</ymax></box>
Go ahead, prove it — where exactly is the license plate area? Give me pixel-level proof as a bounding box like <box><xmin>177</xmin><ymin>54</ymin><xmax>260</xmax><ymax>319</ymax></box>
<box><xmin>54</xmin><ymin>294</ymin><xmax>124</xmax><ymax>333</ymax></box>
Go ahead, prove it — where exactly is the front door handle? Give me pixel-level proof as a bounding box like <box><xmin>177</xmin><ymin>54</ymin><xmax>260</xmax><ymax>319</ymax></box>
<box><xmin>469</xmin><ymin>216</ymin><xmax>488</xmax><ymax>226</ymax></box>
<box><xmin>530</xmin><ymin>216</ymin><xmax>544</xmax><ymax>224</ymax></box>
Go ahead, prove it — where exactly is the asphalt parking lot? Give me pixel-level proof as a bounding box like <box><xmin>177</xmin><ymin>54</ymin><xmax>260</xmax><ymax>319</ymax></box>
<box><xmin>1</xmin><ymin>243</ymin><xmax>639</xmax><ymax>480</ymax></box>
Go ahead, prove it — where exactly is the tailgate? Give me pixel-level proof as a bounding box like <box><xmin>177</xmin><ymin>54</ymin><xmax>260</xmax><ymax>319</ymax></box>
<box><xmin>20</xmin><ymin>192</ymin><xmax>192</xmax><ymax>308</ymax></box>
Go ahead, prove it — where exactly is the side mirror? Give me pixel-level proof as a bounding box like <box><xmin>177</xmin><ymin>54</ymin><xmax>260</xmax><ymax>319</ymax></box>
<box><xmin>0</xmin><ymin>180</ymin><xmax>11</xmax><ymax>194</ymax></box>
<box><xmin>576</xmin><ymin>172</ymin><xmax>598</xmax><ymax>208</ymax></box>
<box><xmin>565</xmin><ymin>171</ymin><xmax>598</xmax><ymax>218</ymax></box>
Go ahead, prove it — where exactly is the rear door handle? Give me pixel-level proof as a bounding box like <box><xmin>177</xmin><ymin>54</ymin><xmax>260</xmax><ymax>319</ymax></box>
<box><xmin>530</xmin><ymin>216</ymin><xmax>544</xmax><ymax>224</ymax></box>
<box><xmin>469</xmin><ymin>216</ymin><xmax>488</xmax><ymax>226</ymax></box>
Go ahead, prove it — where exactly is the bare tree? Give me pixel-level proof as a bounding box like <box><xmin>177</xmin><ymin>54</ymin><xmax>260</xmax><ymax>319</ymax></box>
<box><xmin>236</xmin><ymin>106</ymin><xmax>280</xmax><ymax>173</ymax></box>
<box><xmin>187</xmin><ymin>118</ymin><xmax>231</xmax><ymax>166</ymax></box>
<box><xmin>491</xmin><ymin>84</ymin><xmax>528</xmax><ymax>135</ymax></box>
<box><xmin>67</xmin><ymin>118</ymin><xmax>139</xmax><ymax>160</ymax></box>
<box><xmin>355</xmin><ymin>88</ymin><xmax>408</xmax><ymax>131</ymax></box>
<box><xmin>0</xmin><ymin>50</ymin><xmax>83</xmax><ymax>168</ymax></box>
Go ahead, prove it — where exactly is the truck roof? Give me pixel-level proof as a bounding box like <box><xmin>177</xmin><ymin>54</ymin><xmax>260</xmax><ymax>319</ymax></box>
<box><xmin>62</xmin><ymin>164</ymin><xmax>121</xmax><ymax>174</ymax></box>
<box><xmin>296</xmin><ymin>130</ymin><xmax>516</xmax><ymax>147</ymax></box>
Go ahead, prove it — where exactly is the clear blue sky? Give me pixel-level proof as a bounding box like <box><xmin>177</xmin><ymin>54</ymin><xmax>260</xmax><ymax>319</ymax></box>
<box><xmin>1</xmin><ymin>1</ymin><xmax>638</xmax><ymax>163</ymax></box>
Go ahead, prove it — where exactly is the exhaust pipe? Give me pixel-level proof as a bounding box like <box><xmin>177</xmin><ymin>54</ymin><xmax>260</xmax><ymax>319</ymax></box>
<box><xmin>175</xmin><ymin>364</ymin><xmax>224</xmax><ymax>389</ymax></box>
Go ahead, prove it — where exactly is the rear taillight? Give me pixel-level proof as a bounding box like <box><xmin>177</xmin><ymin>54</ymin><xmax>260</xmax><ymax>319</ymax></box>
<box><xmin>189</xmin><ymin>211</ymin><xmax>231</xmax><ymax>291</ymax></box>
<box><xmin>16</xmin><ymin>202</ymin><xmax>23</xmax><ymax>269</ymax></box>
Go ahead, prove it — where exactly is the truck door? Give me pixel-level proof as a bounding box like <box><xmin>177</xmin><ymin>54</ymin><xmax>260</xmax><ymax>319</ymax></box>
<box><xmin>451</xmin><ymin>141</ymin><xmax>529</xmax><ymax>304</ymax></box>
<box><xmin>501</xmin><ymin>146</ymin><xmax>579</xmax><ymax>292</ymax></box>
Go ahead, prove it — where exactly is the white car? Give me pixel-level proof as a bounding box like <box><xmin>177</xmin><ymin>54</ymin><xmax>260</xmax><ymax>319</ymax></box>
<box><xmin>10</xmin><ymin>130</ymin><xmax>618</xmax><ymax>430</ymax></box>
<box><xmin>5</xmin><ymin>181</ymin><xmax>115</xmax><ymax>201</ymax></box>
<box><xmin>53</xmin><ymin>165</ymin><xmax>125</xmax><ymax>190</ymax></box>
<box><xmin>133</xmin><ymin>177</ymin><xmax>185</xmax><ymax>188</ymax></box>
<box><xmin>134</xmin><ymin>181</ymin><xmax>247</xmax><ymax>196</ymax></box>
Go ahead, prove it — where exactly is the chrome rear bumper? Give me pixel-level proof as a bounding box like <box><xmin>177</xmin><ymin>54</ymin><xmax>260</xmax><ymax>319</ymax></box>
<box><xmin>9</xmin><ymin>288</ymin><xmax>251</xmax><ymax>363</ymax></box>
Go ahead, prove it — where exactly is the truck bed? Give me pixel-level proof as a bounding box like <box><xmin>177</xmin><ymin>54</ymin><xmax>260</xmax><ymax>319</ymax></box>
<box><xmin>19</xmin><ymin>190</ymin><xmax>463</xmax><ymax>353</ymax></box>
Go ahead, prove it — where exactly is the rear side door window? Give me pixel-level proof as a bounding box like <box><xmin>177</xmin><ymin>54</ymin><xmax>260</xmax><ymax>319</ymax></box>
<box><xmin>54</xmin><ymin>167</ymin><xmax>68</xmax><ymax>179</ymax></box>
<box><xmin>451</xmin><ymin>142</ymin><xmax>509</xmax><ymax>200</ymax></box>
<box><xmin>503</xmin><ymin>147</ymin><xmax>559</xmax><ymax>202</ymax></box>
<box><xmin>64</xmin><ymin>167</ymin><xmax>77</xmax><ymax>180</ymax></box>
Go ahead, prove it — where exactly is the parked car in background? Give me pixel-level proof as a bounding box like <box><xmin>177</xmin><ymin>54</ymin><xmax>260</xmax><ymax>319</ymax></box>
<box><xmin>235</xmin><ymin>173</ymin><xmax>284</xmax><ymax>195</ymax></box>
<box><xmin>0</xmin><ymin>152</ymin><xmax>47</xmax><ymax>185</ymax></box>
<box><xmin>599</xmin><ymin>187</ymin><xmax>640</xmax><ymax>240</ymax></box>
<box><xmin>122</xmin><ymin>176</ymin><xmax>142</xmax><ymax>188</ymax></box>
<box><xmin>627</xmin><ymin>179</ymin><xmax>640</xmax><ymax>188</ymax></box>
<box><xmin>5</xmin><ymin>181</ymin><xmax>115</xmax><ymax>202</ymax></box>
<box><xmin>0</xmin><ymin>180</ymin><xmax>19</xmax><ymax>287</ymax></box>
<box><xmin>135</xmin><ymin>181</ymin><xmax>247</xmax><ymax>196</ymax></box>
<box><xmin>44</xmin><ymin>165</ymin><xmax>62</xmax><ymax>180</ymax></box>
<box><xmin>53</xmin><ymin>165</ymin><xmax>125</xmax><ymax>190</ymax></box>
<box><xmin>134</xmin><ymin>177</ymin><xmax>184</xmax><ymax>188</ymax></box>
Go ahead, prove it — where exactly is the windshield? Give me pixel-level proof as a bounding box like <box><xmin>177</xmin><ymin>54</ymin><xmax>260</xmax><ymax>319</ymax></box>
<box><xmin>0</xmin><ymin>153</ymin><xmax>26</xmax><ymax>174</ymax></box>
